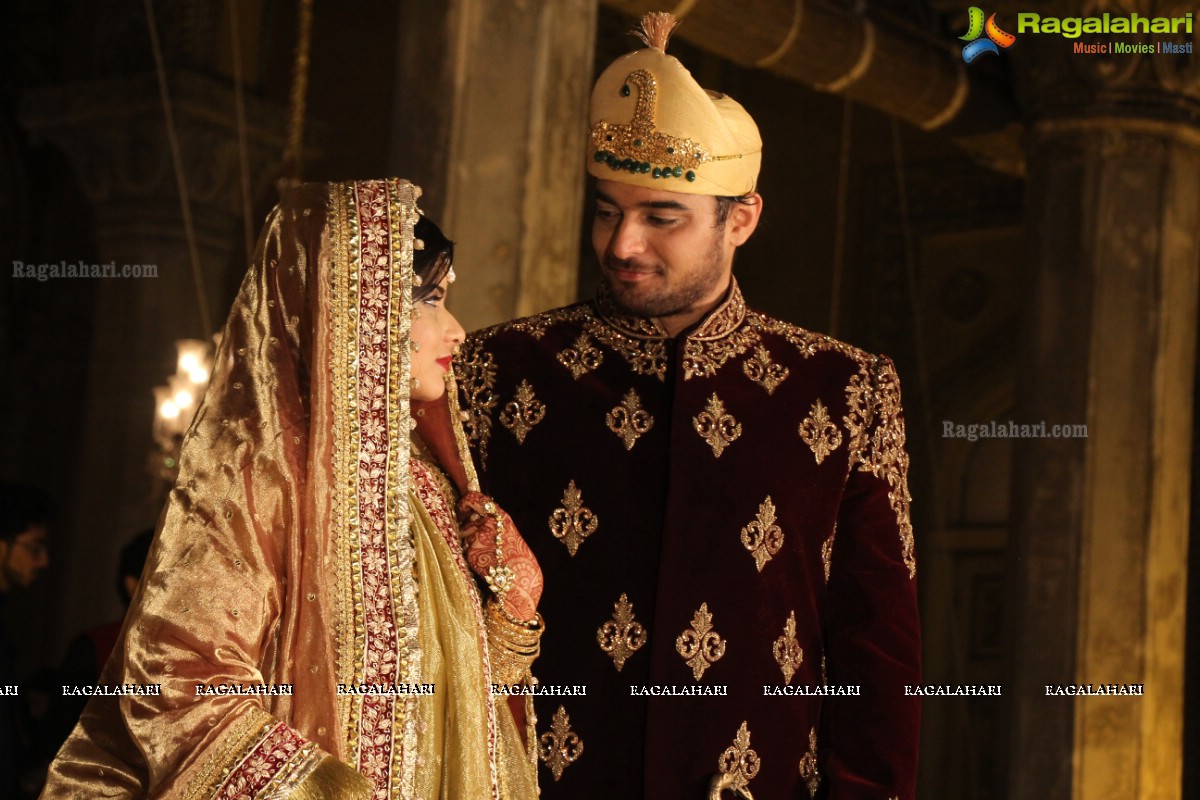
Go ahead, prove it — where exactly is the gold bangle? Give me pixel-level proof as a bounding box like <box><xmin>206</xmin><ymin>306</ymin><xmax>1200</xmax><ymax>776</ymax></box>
<box><xmin>485</xmin><ymin>598</ymin><xmax>543</xmax><ymax>641</ymax></box>
<box><xmin>486</xmin><ymin>601</ymin><xmax>541</xmax><ymax>684</ymax></box>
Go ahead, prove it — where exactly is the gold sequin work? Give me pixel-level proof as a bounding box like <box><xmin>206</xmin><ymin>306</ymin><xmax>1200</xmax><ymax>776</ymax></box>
<box><xmin>799</xmin><ymin>399</ymin><xmax>843</xmax><ymax>464</ymax></box>
<box><xmin>772</xmin><ymin>611</ymin><xmax>803</xmax><ymax>685</ymax></box>
<box><xmin>606</xmin><ymin>389</ymin><xmax>654</xmax><ymax>450</ymax></box>
<box><xmin>740</xmin><ymin>496</ymin><xmax>783</xmax><ymax>572</ymax></box>
<box><xmin>742</xmin><ymin>344</ymin><xmax>790</xmax><ymax>394</ymax></box>
<box><xmin>557</xmin><ymin>332</ymin><xmax>604</xmax><ymax>379</ymax></box>
<box><xmin>596</xmin><ymin>593</ymin><xmax>647</xmax><ymax>671</ymax></box>
<box><xmin>821</xmin><ymin>530</ymin><xmax>835</xmax><ymax>584</ymax></box>
<box><xmin>799</xmin><ymin>727</ymin><xmax>820</xmax><ymax>798</ymax></box>
<box><xmin>717</xmin><ymin>722</ymin><xmax>761</xmax><ymax>795</ymax></box>
<box><xmin>679</xmin><ymin>289</ymin><xmax>756</xmax><ymax>380</ymax></box>
<box><xmin>548</xmin><ymin>480</ymin><xmax>599</xmax><ymax>556</ymax></box>
<box><xmin>589</xmin><ymin>69</ymin><xmax>712</xmax><ymax>171</ymax></box>
<box><xmin>453</xmin><ymin>339</ymin><xmax>498</xmax><ymax>468</ymax></box>
<box><xmin>538</xmin><ymin>706</ymin><xmax>583</xmax><ymax>781</ymax></box>
<box><xmin>676</xmin><ymin>603</ymin><xmax>726</xmax><ymax>681</ymax></box>
<box><xmin>498</xmin><ymin>379</ymin><xmax>546</xmax><ymax>444</ymax></box>
<box><xmin>844</xmin><ymin>359</ymin><xmax>916</xmax><ymax>578</ymax></box>
<box><xmin>585</xmin><ymin>318</ymin><xmax>668</xmax><ymax>380</ymax></box>
<box><xmin>693</xmin><ymin>394</ymin><xmax>742</xmax><ymax>458</ymax></box>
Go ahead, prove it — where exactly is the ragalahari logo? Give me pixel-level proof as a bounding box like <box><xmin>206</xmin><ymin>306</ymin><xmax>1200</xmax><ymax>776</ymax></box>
<box><xmin>959</xmin><ymin>7</ymin><xmax>1016</xmax><ymax>62</ymax></box>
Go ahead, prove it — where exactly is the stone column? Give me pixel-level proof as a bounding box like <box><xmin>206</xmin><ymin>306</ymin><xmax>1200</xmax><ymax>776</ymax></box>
<box><xmin>1007</xmin><ymin>8</ymin><xmax>1199</xmax><ymax>797</ymax></box>
<box><xmin>388</xmin><ymin>0</ymin><xmax>597</xmax><ymax>329</ymax></box>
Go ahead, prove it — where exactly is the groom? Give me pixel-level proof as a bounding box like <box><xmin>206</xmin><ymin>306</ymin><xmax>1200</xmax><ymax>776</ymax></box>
<box><xmin>458</xmin><ymin>13</ymin><xmax>920</xmax><ymax>799</ymax></box>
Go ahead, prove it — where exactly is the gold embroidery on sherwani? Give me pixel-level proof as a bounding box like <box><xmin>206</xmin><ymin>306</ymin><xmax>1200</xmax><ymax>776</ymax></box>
<box><xmin>717</xmin><ymin>722</ymin><xmax>761</xmax><ymax>795</ymax></box>
<box><xmin>676</xmin><ymin>603</ymin><xmax>726</xmax><ymax>681</ymax></box>
<box><xmin>683</xmin><ymin>325</ymin><xmax>759</xmax><ymax>381</ymax></box>
<box><xmin>772</xmin><ymin>611</ymin><xmax>803</xmax><ymax>685</ymax></box>
<box><xmin>682</xmin><ymin>300</ymin><xmax>757</xmax><ymax>381</ymax></box>
<box><xmin>821</xmin><ymin>529</ymin><xmax>835</xmax><ymax>584</ymax></box>
<box><xmin>586</xmin><ymin>318</ymin><xmax>668</xmax><ymax>380</ymax></box>
<box><xmin>844</xmin><ymin>359</ymin><xmax>916</xmax><ymax>578</ymax></box>
<box><xmin>740</xmin><ymin>496</ymin><xmax>783</xmax><ymax>571</ymax></box>
<box><xmin>693</xmin><ymin>394</ymin><xmax>742</xmax><ymax>458</ymax></box>
<box><xmin>475</xmin><ymin>304</ymin><xmax>591</xmax><ymax>343</ymax></box>
<box><xmin>745</xmin><ymin>310</ymin><xmax>873</xmax><ymax>364</ymax></box>
<box><xmin>557</xmin><ymin>332</ymin><xmax>604</xmax><ymax>379</ymax></box>
<box><xmin>549</xmin><ymin>480</ymin><xmax>598</xmax><ymax>556</ymax></box>
<box><xmin>498</xmin><ymin>379</ymin><xmax>546</xmax><ymax>444</ymax></box>
<box><xmin>453</xmin><ymin>338</ymin><xmax>498</xmax><ymax>468</ymax></box>
<box><xmin>680</xmin><ymin>282</ymin><xmax>755</xmax><ymax>380</ymax></box>
<box><xmin>592</xmin><ymin>280</ymin><xmax>762</xmax><ymax>381</ymax></box>
<box><xmin>538</xmin><ymin>706</ymin><xmax>583</xmax><ymax>781</ymax></box>
<box><xmin>798</xmin><ymin>727</ymin><xmax>820</xmax><ymax>797</ymax></box>
<box><xmin>742</xmin><ymin>344</ymin><xmax>790</xmax><ymax>394</ymax></box>
<box><xmin>597</xmin><ymin>593</ymin><xmax>647</xmax><ymax>671</ymax></box>
<box><xmin>606</xmin><ymin>389</ymin><xmax>654</xmax><ymax>450</ymax></box>
<box><xmin>799</xmin><ymin>399</ymin><xmax>843</xmax><ymax>464</ymax></box>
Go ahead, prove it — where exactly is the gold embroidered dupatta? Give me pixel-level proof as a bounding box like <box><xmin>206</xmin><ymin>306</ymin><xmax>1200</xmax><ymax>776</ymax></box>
<box><xmin>41</xmin><ymin>179</ymin><xmax>534</xmax><ymax>799</ymax></box>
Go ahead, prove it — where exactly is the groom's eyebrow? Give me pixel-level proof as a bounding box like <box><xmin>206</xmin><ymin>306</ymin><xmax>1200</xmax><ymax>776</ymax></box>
<box><xmin>594</xmin><ymin>189</ymin><xmax>690</xmax><ymax>211</ymax></box>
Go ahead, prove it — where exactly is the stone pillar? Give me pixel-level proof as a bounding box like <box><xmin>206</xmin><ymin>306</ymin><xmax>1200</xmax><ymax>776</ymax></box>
<box><xmin>1007</xmin><ymin>11</ymin><xmax>1199</xmax><ymax>797</ymax></box>
<box><xmin>389</xmin><ymin>0</ymin><xmax>597</xmax><ymax>329</ymax></box>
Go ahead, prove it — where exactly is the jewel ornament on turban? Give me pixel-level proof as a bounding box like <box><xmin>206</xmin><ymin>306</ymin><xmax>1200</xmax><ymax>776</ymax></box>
<box><xmin>587</xmin><ymin>12</ymin><xmax>763</xmax><ymax>196</ymax></box>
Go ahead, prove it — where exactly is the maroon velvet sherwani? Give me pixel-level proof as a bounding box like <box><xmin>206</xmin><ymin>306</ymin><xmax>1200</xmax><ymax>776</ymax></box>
<box><xmin>456</xmin><ymin>280</ymin><xmax>920</xmax><ymax>799</ymax></box>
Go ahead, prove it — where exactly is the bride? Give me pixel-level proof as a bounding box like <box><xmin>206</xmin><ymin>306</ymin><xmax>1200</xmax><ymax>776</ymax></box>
<box><xmin>42</xmin><ymin>179</ymin><xmax>542</xmax><ymax>799</ymax></box>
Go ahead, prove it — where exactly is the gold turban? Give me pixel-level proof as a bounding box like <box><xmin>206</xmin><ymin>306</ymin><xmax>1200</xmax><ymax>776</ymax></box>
<box><xmin>587</xmin><ymin>12</ymin><xmax>762</xmax><ymax>196</ymax></box>
<box><xmin>41</xmin><ymin>179</ymin><xmax>536</xmax><ymax>799</ymax></box>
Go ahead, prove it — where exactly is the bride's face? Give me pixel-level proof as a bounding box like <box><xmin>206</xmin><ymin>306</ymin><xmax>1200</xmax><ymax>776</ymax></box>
<box><xmin>410</xmin><ymin>276</ymin><xmax>466</xmax><ymax>402</ymax></box>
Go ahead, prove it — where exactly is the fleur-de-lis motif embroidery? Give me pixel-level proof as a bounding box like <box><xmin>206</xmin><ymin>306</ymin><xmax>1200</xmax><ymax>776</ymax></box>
<box><xmin>676</xmin><ymin>602</ymin><xmax>726</xmax><ymax>681</ymax></box>
<box><xmin>692</xmin><ymin>393</ymin><xmax>742</xmax><ymax>458</ymax></box>
<box><xmin>717</xmin><ymin>722</ymin><xmax>761</xmax><ymax>795</ymax></box>
<box><xmin>538</xmin><ymin>705</ymin><xmax>583</xmax><ymax>781</ymax></box>
<box><xmin>606</xmin><ymin>389</ymin><xmax>654</xmax><ymax>450</ymax></box>
<box><xmin>499</xmin><ymin>379</ymin><xmax>546</xmax><ymax>444</ymax></box>
<box><xmin>799</xmin><ymin>399</ymin><xmax>842</xmax><ymax>464</ymax></box>
<box><xmin>772</xmin><ymin>611</ymin><xmax>803</xmax><ymax>685</ymax></box>
<box><xmin>557</xmin><ymin>333</ymin><xmax>604</xmax><ymax>379</ymax></box>
<box><xmin>596</xmin><ymin>593</ymin><xmax>647</xmax><ymax>671</ymax></box>
<box><xmin>742</xmin><ymin>345</ymin><xmax>789</xmax><ymax>394</ymax></box>
<box><xmin>799</xmin><ymin>727</ymin><xmax>820</xmax><ymax>798</ymax></box>
<box><xmin>821</xmin><ymin>530</ymin><xmax>835</xmax><ymax>584</ymax></box>
<box><xmin>549</xmin><ymin>480</ymin><xmax>598</xmax><ymax>556</ymax></box>
<box><xmin>740</xmin><ymin>496</ymin><xmax>783</xmax><ymax>572</ymax></box>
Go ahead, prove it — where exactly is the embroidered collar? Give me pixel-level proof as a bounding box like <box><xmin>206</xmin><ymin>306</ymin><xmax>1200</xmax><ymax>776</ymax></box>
<box><xmin>594</xmin><ymin>278</ymin><xmax>748</xmax><ymax>342</ymax></box>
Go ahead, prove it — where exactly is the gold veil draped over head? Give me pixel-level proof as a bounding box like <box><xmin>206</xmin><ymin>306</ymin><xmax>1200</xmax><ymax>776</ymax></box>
<box><xmin>42</xmin><ymin>179</ymin><xmax>535</xmax><ymax>799</ymax></box>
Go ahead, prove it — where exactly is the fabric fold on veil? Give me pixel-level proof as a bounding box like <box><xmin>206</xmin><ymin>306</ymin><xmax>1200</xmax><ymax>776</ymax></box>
<box><xmin>41</xmin><ymin>179</ymin><xmax>533</xmax><ymax>799</ymax></box>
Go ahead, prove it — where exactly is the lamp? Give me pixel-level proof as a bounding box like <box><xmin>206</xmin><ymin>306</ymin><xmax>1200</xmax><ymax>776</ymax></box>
<box><xmin>151</xmin><ymin>337</ymin><xmax>216</xmax><ymax>487</ymax></box>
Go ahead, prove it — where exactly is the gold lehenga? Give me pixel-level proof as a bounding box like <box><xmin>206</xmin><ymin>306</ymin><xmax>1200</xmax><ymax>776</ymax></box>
<box><xmin>41</xmin><ymin>179</ymin><xmax>538</xmax><ymax>799</ymax></box>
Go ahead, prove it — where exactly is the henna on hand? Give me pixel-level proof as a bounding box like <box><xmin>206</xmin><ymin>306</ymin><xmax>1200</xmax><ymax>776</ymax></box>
<box><xmin>457</xmin><ymin>492</ymin><xmax>543</xmax><ymax>619</ymax></box>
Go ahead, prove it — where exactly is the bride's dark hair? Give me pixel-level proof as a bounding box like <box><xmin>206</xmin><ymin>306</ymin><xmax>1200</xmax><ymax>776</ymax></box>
<box><xmin>413</xmin><ymin>215</ymin><xmax>454</xmax><ymax>301</ymax></box>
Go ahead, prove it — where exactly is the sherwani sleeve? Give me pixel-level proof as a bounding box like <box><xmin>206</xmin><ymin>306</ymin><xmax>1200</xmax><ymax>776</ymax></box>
<box><xmin>41</xmin><ymin>196</ymin><xmax>371</xmax><ymax>800</ymax></box>
<box><xmin>822</xmin><ymin>355</ymin><xmax>921</xmax><ymax>799</ymax></box>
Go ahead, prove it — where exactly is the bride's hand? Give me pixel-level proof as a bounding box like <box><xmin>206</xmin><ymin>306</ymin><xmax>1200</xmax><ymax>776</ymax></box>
<box><xmin>457</xmin><ymin>492</ymin><xmax>543</xmax><ymax>621</ymax></box>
